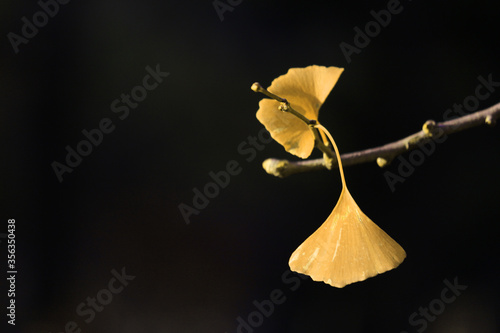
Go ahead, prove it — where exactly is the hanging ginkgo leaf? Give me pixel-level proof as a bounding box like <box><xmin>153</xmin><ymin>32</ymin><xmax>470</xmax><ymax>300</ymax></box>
<box><xmin>288</xmin><ymin>124</ymin><xmax>406</xmax><ymax>288</ymax></box>
<box><xmin>289</xmin><ymin>186</ymin><xmax>406</xmax><ymax>288</ymax></box>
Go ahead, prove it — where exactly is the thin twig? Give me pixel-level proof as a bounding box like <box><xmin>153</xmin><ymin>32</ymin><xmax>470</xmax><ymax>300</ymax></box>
<box><xmin>262</xmin><ymin>102</ymin><xmax>500</xmax><ymax>178</ymax></box>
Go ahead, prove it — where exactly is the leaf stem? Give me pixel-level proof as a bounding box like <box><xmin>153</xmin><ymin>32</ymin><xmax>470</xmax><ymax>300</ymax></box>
<box><xmin>315</xmin><ymin>124</ymin><xmax>346</xmax><ymax>189</ymax></box>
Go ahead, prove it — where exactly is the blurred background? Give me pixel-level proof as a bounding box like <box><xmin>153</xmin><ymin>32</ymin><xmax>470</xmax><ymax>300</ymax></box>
<box><xmin>1</xmin><ymin>0</ymin><xmax>499</xmax><ymax>332</ymax></box>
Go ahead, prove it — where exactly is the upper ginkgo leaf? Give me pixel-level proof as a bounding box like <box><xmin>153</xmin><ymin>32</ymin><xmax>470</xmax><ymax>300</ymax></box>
<box><xmin>256</xmin><ymin>65</ymin><xmax>344</xmax><ymax>159</ymax></box>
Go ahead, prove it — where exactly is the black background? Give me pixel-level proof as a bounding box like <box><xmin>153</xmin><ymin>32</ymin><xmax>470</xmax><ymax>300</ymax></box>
<box><xmin>1</xmin><ymin>1</ymin><xmax>499</xmax><ymax>332</ymax></box>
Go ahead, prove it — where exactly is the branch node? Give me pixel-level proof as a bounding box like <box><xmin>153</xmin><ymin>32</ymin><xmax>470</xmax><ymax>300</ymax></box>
<box><xmin>423</xmin><ymin>120</ymin><xmax>438</xmax><ymax>136</ymax></box>
<box><xmin>485</xmin><ymin>115</ymin><xmax>496</xmax><ymax>127</ymax></box>
<box><xmin>376</xmin><ymin>157</ymin><xmax>392</xmax><ymax>168</ymax></box>
<box><xmin>251</xmin><ymin>82</ymin><xmax>263</xmax><ymax>93</ymax></box>
<box><xmin>323</xmin><ymin>153</ymin><xmax>334</xmax><ymax>170</ymax></box>
<box><xmin>405</xmin><ymin>136</ymin><xmax>421</xmax><ymax>150</ymax></box>
<box><xmin>262</xmin><ymin>158</ymin><xmax>289</xmax><ymax>178</ymax></box>
<box><xmin>278</xmin><ymin>103</ymin><xmax>289</xmax><ymax>112</ymax></box>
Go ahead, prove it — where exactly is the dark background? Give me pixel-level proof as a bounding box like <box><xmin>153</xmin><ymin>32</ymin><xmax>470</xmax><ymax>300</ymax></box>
<box><xmin>1</xmin><ymin>1</ymin><xmax>499</xmax><ymax>332</ymax></box>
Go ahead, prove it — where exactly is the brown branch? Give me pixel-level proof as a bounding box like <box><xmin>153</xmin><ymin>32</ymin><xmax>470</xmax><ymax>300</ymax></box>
<box><xmin>262</xmin><ymin>102</ymin><xmax>500</xmax><ymax>178</ymax></box>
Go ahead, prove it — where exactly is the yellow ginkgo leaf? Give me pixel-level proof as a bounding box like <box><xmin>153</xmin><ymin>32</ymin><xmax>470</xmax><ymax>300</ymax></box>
<box><xmin>256</xmin><ymin>65</ymin><xmax>344</xmax><ymax>159</ymax></box>
<box><xmin>288</xmin><ymin>124</ymin><xmax>406</xmax><ymax>288</ymax></box>
<box><xmin>289</xmin><ymin>186</ymin><xmax>406</xmax><ymax>288</ymax></box>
